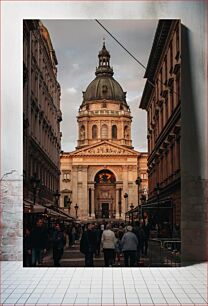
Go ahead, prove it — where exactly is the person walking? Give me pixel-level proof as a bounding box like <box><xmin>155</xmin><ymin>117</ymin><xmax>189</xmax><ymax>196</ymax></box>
<box><xmin>143</xmin><ymin>216</ymin><xmax>151</xmax><ymax>256</ymax></box>
<box><xmin>94</xmin><ymin>223</ymin><xmax>102</xmax><ymax>256</ymax></box>
<box><xmin>133</xmin><ymin>221</ymin><xmax>142</xmax><ymax>265</ymax></box>
<box><xmin>30</xmin><ymin>218</ymin><xmax>48</xmax><ymax>266</ymax></box>
<box><xmin>101</xmin><ymin>223</ymin><xmax>116</xmax><ymax>267</ymax></box>
<box><xmin>80</xmin><ymin>223</ymin><xmax>97</xmax><ymax>267</ymax></box>
<box><xmin>121</xmin><ymin>225</ymin><xmax>138</xmax><ymax>267</ymax></box>
<box><xmin>52</xmin><ymin>223</ymin><xmax>65</xmax><ymax>267</ymax></box>
<box><xmin>23</xmin><ymin>227</ymin><xmax>32</xmax><ymax>267</ymax></box>
<box><xmin>71</xmin><ymin>225</ymin><xmax>76</xmax><ymax>247</ymax></box>
<box><xmin>115</xmin><ymin>231</ymin><xmax>122</xmax><ymax>266</ymax></box>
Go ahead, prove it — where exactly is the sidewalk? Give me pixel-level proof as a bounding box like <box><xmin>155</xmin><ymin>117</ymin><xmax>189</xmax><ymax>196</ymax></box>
<box><xmin>0</xmin><ymin>261</ymin><xmax>207</xmax><ymax>305</ymax></box>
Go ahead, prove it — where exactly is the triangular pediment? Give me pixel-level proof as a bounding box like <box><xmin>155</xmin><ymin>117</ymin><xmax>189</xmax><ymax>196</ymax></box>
<box><xmin>69</xmin><ymin>141</ymin><xmax>140</xmax><ymax>156</ymax></box>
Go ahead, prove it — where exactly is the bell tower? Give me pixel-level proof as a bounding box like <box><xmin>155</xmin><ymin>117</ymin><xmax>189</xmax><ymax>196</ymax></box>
<box><xmin>76</xmin><ymin>42</ymin><xmax>133</xmax><ymax>149</ymax></box>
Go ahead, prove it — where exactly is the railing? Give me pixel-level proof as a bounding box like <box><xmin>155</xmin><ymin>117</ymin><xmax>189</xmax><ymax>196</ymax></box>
<box><xmin>78</xmin><ymin>110</ymin><xmax>130</xmax><ymax>117</ymax></box>
<box><xmin>148</xmin><ymin>238</ymin><xmax>181</xmax><ymax>267</ymax></box>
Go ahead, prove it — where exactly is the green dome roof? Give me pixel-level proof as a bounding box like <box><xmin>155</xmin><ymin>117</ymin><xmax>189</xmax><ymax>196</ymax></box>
<box><xmin>84</xmin><ymin>76</ymin><xmax>126</xmax><ymax>101</ymax></box>
<box><xmin>83</xmin><ymin>42</ymin><xmax>126</xmax><ymax>102</ymax></box>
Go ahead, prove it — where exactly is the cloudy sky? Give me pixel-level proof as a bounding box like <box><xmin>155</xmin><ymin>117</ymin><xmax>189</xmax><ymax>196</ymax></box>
<box><xmin>43</xmin><ymin>20</ymin><xmax>158</xmax><ymax>153</ymax></box>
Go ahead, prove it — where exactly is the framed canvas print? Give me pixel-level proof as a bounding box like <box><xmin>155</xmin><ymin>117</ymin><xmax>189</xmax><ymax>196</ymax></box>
<box><xmin>23</xmin><ymin>19</ymin><xmax>181</xmax><ymax>267</ymax></box>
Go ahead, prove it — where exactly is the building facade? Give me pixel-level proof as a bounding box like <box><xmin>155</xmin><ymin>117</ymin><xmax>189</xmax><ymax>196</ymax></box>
<box><xmin>60</xmin><ymin>43</ymin><xmax>148</xmax><ymax>221</ymax></box>
<box><xmin>137</xmin><ymin>153</ymin><xmax>148</xmax><ymax>202</ymax></box>
<box><xmin>140</xmin><ymin>20</ymin><xmax>181</xmax><ymax>224</ymax></box>
<box><xmin>23</xmin><ymin>20</ymin><xmax>62</xmax><ymax>212</ymax></box>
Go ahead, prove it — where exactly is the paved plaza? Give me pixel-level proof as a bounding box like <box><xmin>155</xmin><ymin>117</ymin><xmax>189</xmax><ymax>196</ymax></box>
<box><xmin>0</xmin><ymin>261</ymin><xmax>207</xmax><ymax>305</ymax></box>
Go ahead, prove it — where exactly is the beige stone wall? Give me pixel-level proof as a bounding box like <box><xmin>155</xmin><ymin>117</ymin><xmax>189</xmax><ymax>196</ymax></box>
<box><xmin>77</xmin><ymin>100</ymin><xmax>132</xmax><ymax>148</ymax></box>
<box><xmin>60</xmin><ymin>147</ymin><xmax>141</xmax><ymax>220</ymax></box>
<box><xmin>0</xmin><ymin>174</ymin><xmax>22</xmax><ymax>260</ymax></box>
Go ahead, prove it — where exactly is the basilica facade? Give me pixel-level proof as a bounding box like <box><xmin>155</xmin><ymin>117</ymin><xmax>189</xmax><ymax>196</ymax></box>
<box><xmin>60</xmin><ymin>43</ymin><xmax>148</xmax><ymax>221</ymax></box>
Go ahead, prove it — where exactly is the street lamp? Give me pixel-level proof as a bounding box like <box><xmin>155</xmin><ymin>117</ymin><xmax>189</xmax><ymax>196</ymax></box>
<box><xmin>124</xmin><ymin>193</ymin><xmax>128</xmax><ymax>223</ymax></box>
<box><xmin>30</xmin><ymin>173</ymin><xmax>42</xmax><ymax>207</ymax></box>
<box><xmin>140</xmin><ymin>194</ymin><xmax>146</xmax><ymax>219</ymax></box>
<box><xmin>130</xmin><ymin>203</ymin><xmax>134</xmax><ymax>225</ymax></box>
<box><xmin>135</xmin><ymin>176</ymin><xmax>142</xmax><ymax>220</ymax></box>
<box><xmin>53</xmin><ymin>189</ymin><xmax>60</xmax><ymax>207</ymax></box>
<box><xmin>67</xmin><ymin>198</ymin><xmax>72</xmax><ymax>215</ymax></box>
<box><xmin>74</xmin><ymin>203</ymin><xmax>79</xmax><ymax>219</ymax></box>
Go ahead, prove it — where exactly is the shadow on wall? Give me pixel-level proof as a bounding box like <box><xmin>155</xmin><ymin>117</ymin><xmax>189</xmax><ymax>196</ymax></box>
<box><xmin>181</xmin><ymin>25</ymin><xmax>208</xmax><ymax>265</ymax></box>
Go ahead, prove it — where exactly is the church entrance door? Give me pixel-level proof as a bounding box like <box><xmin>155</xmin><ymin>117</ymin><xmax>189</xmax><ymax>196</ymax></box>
<box><xmin>94</xmin><ymin>169</ymin><xmax>116</xmax><ymax>219</ymax></box>
<box><xmin>102</xmin><ymin>203</ymin><xmax>109</xmax><ymax>218</ymax></box>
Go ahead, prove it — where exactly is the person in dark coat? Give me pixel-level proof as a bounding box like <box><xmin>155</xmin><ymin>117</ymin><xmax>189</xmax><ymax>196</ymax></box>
<box><xmin>80</xmin><ymin>223</ymin><xmax>97</xmax><ymax>267</ymax></box>
<box><xmin>133</xmin><ymin>221</ymin><xmax>142</xmax><ymax>265</ymax></box>
<box><xmin>52</xmin><ymin>223</ymin><xmax>65</xmax><ymax>267</ymax></box>
<box><xmin>23</xmin><ymin>227</ymin><xmax>32</xmax><ymax>267</ymax></box>
<box><xmin>143</xmin><ymin>216</ymin><xmax>151</xmax><ymax>256</ymax></box>
<box><xmin>94</xmin><ymin>223</ymin><xmax>102</xmax><ymax>256</ymax></box>
<box><xmin>30</xmin><ymin>218</ymin><xmax>48</xmax><ymax>266</ymax></box>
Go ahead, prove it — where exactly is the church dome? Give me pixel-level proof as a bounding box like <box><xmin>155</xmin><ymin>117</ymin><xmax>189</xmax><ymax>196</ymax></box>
<box><xmin>84</xmin><ymin>76</ymin><xmax>126</xmax><ymax>101</ymax></box>
<box><xmin>83</xmin><ymin>42</ymin><xmax>126</xmax><ymax>102</ymax></box>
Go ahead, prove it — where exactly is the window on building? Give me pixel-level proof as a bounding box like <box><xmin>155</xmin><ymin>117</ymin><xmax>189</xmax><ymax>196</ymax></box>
<box><xmin>176</xmin><ymin>74</ymin><xmax>180</xmax><ymax>104</ymax></box>
<box><xmin>64</xmin><ymin>195</ymin><xmax>69</xmax><ymax>208</ymax></box>
<box><xmin>170</xmin><ymin>84</ymin><xmax>174</xmax><ymax>113</ymax></box>
<box><xmin>160</xmin><ymin>108</ymin><xmax>163</xmax><ymax>130</ymax></box>
<box><xmin>164</xmin><ymin>56</ymin><xmax>167</xmax><ymax>84</ymax></box>
<box><xmin>124</xmin><ymin>126</ymin><xmax>129</xmax><ymax>139</ymax></box>
<box><xmin>80</xmin><ymin>125</ymin><xmax>85</xmax><ymax>140</ymax></box>
<box><xmin>63</xmin><ymin>172</ymin><xmax>70</xmax><ymax>181</ymax></box>
<box><xmin>160</xmin><ymin>68</ymin><xmax>163</xmax><ymax>94</ymax></box>
<box><xmin>92</xmin><ymin>125</ymin><xmax>98</xmax><ymax>139</ymax></box>
<box><xmin>165</xmin><ymin>97</ymin><xmax>169</xmax><ymax>122</ymax></box>
<box><xmin>101</xmin><ymin>124</ymin><xmax>108</xmax><ymax>139</ymax></box>
<box><xmin>112</xmin><ymin>125</ymin><xmax>117</xmax><ymax>139</ymax></box>
<box><xmin>170</xmin><ymin>40</ymin><xmax>173</xmax><ymax>71</ymax></box>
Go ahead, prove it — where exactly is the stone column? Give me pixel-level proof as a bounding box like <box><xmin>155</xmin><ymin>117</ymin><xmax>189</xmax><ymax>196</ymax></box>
<box><xmin>91</xmin><ymin>187</ymin><xmax>95</xmax><ymax>218</ymax></box>
<box><xmin>88</xmin><ymin>183</ymin><xmax>95</xmax><ymax>219</ymax></box>
<box><xmin>116</xmin><ymin>188</ymin><xmax>120</xmax><ymax>219</ymax></box>
<box><xmin>72</xmin><ymin>166</ymin><xmax>78</xmax><ymax>219</ymax></box>
<box><xmin>122</xmin><ymin>166</ymin><xmax>128</xmax><ymax>220</ymax></box>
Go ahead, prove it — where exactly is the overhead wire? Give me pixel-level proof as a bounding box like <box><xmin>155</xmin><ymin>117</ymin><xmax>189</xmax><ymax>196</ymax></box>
<box><xmin>95</xmin><ymin>19</ymin><xmax>180</xmax><ymax>98</ymax></box>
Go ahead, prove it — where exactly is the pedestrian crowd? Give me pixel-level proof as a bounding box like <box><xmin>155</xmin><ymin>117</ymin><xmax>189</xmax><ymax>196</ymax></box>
<box><xmin>23</xmin><ymin>218</ymin><xmax>81</xmax><ymax>267</ymax></box>
<box><xmin>80</xmin><ymin>216</ymin><xmax>151</xmax><ymax>267</ymax></box>
<box><xmin>23</xmin><ymin>214</ymin><xmax>180</xmax><ymax>268</ymax></box>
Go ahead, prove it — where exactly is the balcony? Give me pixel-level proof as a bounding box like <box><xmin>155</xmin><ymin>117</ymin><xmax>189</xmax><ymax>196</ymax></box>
<box><xmin>78</xmin><ymin>109</ymin><xmax>130</xmax><ymax>117</ymax></box>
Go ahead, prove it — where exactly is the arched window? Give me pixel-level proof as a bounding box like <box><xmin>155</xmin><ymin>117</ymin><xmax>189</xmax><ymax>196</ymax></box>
<box><xmin>124</xmin><ymin>125</ymin><xmax>129</xmax><ymax>139</ymax></box>
<box><xmin>112</xmin><ymin>125</ymin><xmax>117</xmax><ymax>139</ymax></box>
<box><xmin>92</xmin><ymin>125</ymin><xmax>98</xmax><ymax>139</ymax></box>
<box><xmin>95</xmin><ymin>169</ymin><xmax>116</xmax><ymax>184</ymax></box>
<box><xmin>80</xmin><ymin>125</ymin><xmax>85</xmax><ymax>140</ymax></box>
<box><xmin>101</xmin><ymin>124</ymin><xmax>108</xmax><ymax>139</ymax></box>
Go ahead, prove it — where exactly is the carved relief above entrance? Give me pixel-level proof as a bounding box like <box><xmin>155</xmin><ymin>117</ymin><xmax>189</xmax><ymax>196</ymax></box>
<box><xmin>74</xmin><ymin>142</ymin><xmax>137</xmax><ymax>156</ymax></box>
<box><xmin>94</xmin><ymin>169</ymin><xmax>116</xmax><ymax>219</ymax></box>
